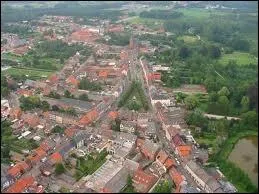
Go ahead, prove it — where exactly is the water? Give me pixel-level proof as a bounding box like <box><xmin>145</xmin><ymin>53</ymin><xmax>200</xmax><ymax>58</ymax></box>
<box><xmin>228</xmin><ymin>136</ymin><xmax>258</xmax><ymax>187</ymax></box>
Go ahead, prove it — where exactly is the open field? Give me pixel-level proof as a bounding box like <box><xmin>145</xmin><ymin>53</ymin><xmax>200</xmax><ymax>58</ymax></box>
<box><xmin>127</xmin><ymin>16</ymin><xmax>164</xmax><ymax>29</ymax></box>
<box><xmin>219</xmin><ymin>51</ymin><xmax>257</xmax><ymax>66</ymax></box>
<box><xmin>177</xmin><ymin>35</ymin><xmax>198</xmax><ymax>43</ymax></box>
<box><xmin>2</xmin><ymin>67</ymin><xmax>53</xmax><ymax>80</ymax></box>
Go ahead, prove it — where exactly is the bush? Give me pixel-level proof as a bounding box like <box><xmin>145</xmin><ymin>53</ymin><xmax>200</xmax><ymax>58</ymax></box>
<box><xmin>55</xmin><ymin>163</ymin><xmax>65</xmax><ymax>175</ymax></box>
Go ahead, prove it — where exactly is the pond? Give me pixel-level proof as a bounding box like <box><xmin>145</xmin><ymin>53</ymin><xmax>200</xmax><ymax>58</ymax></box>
<box><xmin>228</xmin><ymin>136</ymin><xmax>258</xmax><ymax>187</ymax></box>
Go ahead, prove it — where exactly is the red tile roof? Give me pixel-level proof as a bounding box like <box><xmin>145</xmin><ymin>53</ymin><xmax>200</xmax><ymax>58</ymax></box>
<box><xmin>177</xmin><ymin>145</ymin><xmax>192</xmax><ymax>158</ymax></box>
<box><xmin>48</xmin><ymin>74</ymin><xmax>58</xmax><ymax>83</ymax></box>
<box><xmin>6</xmin><ymin>176</ymin><xmax>35</xmax><ymax>193</ymax></box>
<box><xmin>169</xmin><ymin>167</ymin><xmax>184</xmax><ymax>187</ymax></box>
<box><xmin>7</xmin><ymin>165</ymin><xmax>21</xmax><ymax>178</ymax></box>
<box><xmin>79</xmin><ymin>109</ymin><xmax>99</xmax><ymax>125</ymax></box>
<box><xmin>17</xmin><ymin>89</ymin><xmax>33</xmax><ymax>96</ymax></box>
<box><xmin>50</xmin><ymin>152</ymin><xmax>62</xmax><ymax>164</ymax></box>
<box><xmin>66</xmin><ymin>75</ymin><xmax>79</xmax><ymax>86</ymax></box>
<box><xmin>9</xmin><ymin>107</ymin><xmax>22</xmax><ymax>119</ymax></box>
<box><xmin>164</xmin><ymin>158</ymin><xmax>175</xmax><ymax>169</ymax></box>
<box><xmin>98</xmin><ymin>70</ymin><xmax>108</xmax><ymax>78</ymax></box>
<box><xmin>64</xmin><ymin>127</ymin><xmax>78</xmax><ymax>138</ymax></box>
<box><xmin>23</xmin><ymin>114</ymin><xmax>40</xmax><ymax>128</ymax></box>
<box><xmin>133</xmin><ymin>169</ymin><xmax>157</xmax><ymax>193</ymax></box>
<box><xmin>108</xmin><ymin>111</ymin><xmax>119</xmax><ymax>120</ymax></box>
<box><xmin>136</xmin><ymin>138</ymin><xmax>145</xmax><ymax>148</ymax></box>
<box><xmin>156</xmin><ymin>150</ymin><xmax>168</xmax><ymax>164</ymax></box>
<box><xmin>40</xmin><ymin>141</ymin><xmax>51</xmax><ymax>152</ymax></box>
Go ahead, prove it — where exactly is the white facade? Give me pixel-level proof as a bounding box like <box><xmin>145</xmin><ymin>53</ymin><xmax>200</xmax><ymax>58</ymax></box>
<box><xmin>151</xmin><ymin>99</ymin><xmax>171</xmax><ymax>107</ymax></box>
<box><xmin>152</xmin><ymin>65</ymin><xmax>170</xmax><ymax>72</ymax></box>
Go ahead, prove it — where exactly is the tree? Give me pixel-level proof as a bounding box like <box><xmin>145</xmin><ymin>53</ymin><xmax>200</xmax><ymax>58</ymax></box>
<box><xmin>52</xmin><ymin>125</ymin><xmax>65</xmax><ymax>134</ymax></box>
<box><xmin>217</xmin><ymin>87</ymin><xmax>230</xmax><ymax>97</ymax></box>
<box><xmin>179</xmin><ymin>46</ymin><xmax>191</xmax><ymax>59</ymax></box>
<box><xmin>52</xmin><ymin>105</ymin><xmax>60</xmax><ymax>111</ymax></box>
<box><xmin>41</xmin><ymin>101</ymin><xmax>50</xmax><ymax>111</ymax></box>
<box><xmin>64</xmin><ymin>90</ymin><xmax>71</xmax><ymax>98</ymax></box>
<box><xmin>55</xmin><ymin>163</ymin><xmax>65</xmax><ymax>175</ymax></box>
<box><xmin>79</xmin><ymin>93</ymin><xmax>89</xmax><ymax>101</ymax></box>
<box><xmin>218</xmin><ymin>96</ymin><xmax>229</xmax><ymax>105</ymax></box>
<box><xmin>209</xmin><ymin>45</ymin><xmax>221</xmax><ymax>58</ymax></box>
<box><xmin>241</xmin><ymin>111</ymin><xmax>258</xmax><ymax>129</ymax></box>
<box><xmin>240</xmin><ymin>96</ymin><xmax>250</xmax><ymax>113</ymax></box>
<box><xmin>153</xmin><ymin>180</ymin><xmax>172</xmax><ymax>193</ymax></box>
<box><xmin>184</xmin><ymin>95</ymin><xmax>199</xmax><ymax>110</ymax></box>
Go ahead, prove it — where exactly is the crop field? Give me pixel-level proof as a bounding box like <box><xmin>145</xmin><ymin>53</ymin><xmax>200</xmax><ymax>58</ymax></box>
<box><xmin>219</xmin><ymin>52</ymin><xmax>257</xmax><ymax>66</ymax></box>
<box><xmin>127</xmin><ymin>16</ymin><xmax>164</xmax><ymax>29</ymax></box>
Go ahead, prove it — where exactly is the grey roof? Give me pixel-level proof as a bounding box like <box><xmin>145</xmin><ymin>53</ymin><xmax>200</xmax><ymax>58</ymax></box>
<box><xmin>114</xmin><ymin>132</ymin><xmax>137</xmax><ymax>143</ymax></box>
<box><xmin>124</xmin><ymin>159</ymin><xmax>139</xmax><ymax>175</ymax></box>
<box><xmin>104</xmin><ymin>166</ymin><xmax>129</xmax><ymax>193</ymax></box>
<box><xmin>60</xmin><ymin>141</ymin><xmax>74</xmax><ymax>156</ymax></box>
<box><xmin>120</xmin><ymin>120</ymin><xmax>136</xmax><ymax>128</ymax></box>
<box><xmin>59</xmin><ymin>97</ymin><xmax>93</xmax><ymax>111</ymax></box>
<box><xmin>219</xmin><ymin>180</ymin><xmax>237</xmax><ymax>193</ymax></box>
<box><xmin>151</xmin><ymin>93</ymin><xmax>169</xmax><ymax>100</ymax></box>
<box><xmin>206</xmin><ymin>178</ymin><xmax>221</xmax><ymax>192</ymax></box>
<box><xmin>146</xmin><ymin>122</ymin><xmax>156</xmax><ymax>133</ymax></box>
<box><xmin>24</xmin><ymin>79</ymin><xmax>36</xmax><ymax>87</ymax></box>
<box><xmin>143</xmin><ymin>139</ymin><xmax>160</xmax><ymax>155</ymax></box>
<box><xmin>73</xmin><ymin>131</ymin><xmax>90</xmax><ymax>143</ymax></box>
<box><xmin>180</xmin><ymin>184</ymin><xmax>200</xmax><ymax>193</ymax></box>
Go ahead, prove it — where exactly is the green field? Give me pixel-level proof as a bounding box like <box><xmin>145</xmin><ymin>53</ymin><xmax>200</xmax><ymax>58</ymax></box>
<box><xmin>177</xmin><ymin>35</ymin><xmax>198</xmax><ymax>43</ymax></box>
<box><xmin>219</xmin><ymin>52</ymin><xmax>257</xmax><ymax>66</ymax></box>
<box><xmin>127</xmin><ymin>16</ymin><xmax>164</xmax><ymax>29</ymax></box>
<box><xmin>2</xmin><ymin>67</ymin><xmax>52</xmax><ymax>80</ymax></box>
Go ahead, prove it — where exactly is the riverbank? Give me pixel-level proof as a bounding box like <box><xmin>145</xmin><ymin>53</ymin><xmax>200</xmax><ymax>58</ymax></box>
<box><xmin>210</xmin><ymin>130</ymin><xmax>258</xmax><ymax>193</ymax></box>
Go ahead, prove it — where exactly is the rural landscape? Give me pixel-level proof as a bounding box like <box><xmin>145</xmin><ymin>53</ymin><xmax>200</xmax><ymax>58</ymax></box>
<box><xmin>1</xmin><ymin>1</ymin><xmax>258</xmax><ymax>193</ymax></box>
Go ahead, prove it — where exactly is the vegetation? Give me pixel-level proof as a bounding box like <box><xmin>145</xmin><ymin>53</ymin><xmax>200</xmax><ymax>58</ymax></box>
<box><xmin>118</xmin><ymin>81</ymin><xmax>149</xmax><ymax>111</ymax></box>
<box><xmin>46</xmin><ymin>91</ymin><xmax>61</xmax><ymax>99</ymax></box>
<box><xmin>78</xmin><ymin>79</ymin><xmax>102</xmax><ymax>91</ymax></box>
<box><xmin>106</xmin><ymin>32</ymin><xmax>131</xmax><ymax>46</ymax></box>
<box><xmin>218</xmin><ymin>52</ymin><xmax>257</xmax><ymax>66</ymax></box>
<box><xmin>111</xmin><ymin>118</ymin><xmax>121</xmax><ymax>132</ymax></box>
<box><xmin>55</xmin><ymin>163</ymin><xmax>66</xmax><ymax>175</ymax></box>
<box><xmin>78</xmin><ymin>93</ymin><xmax>89</xmax><ymax>101</ymax></box>
<box><xmin>122</xmin><ymin>175</ymin><xmax>136</xmax><ymax>193</ymax></box>
<box><xmin>152</xmin><ymin>179</ymin><xmax>173</xmax><ymax>193</ymax></box>
<box><xmin>2</xmin><ymin>23</ymin><xmax>34</xmax><ymax>38</ymax></box>
<box><xmin>1</xmin><ymin>120</ymin><xmax>39</xmax><ymax>164</ymax></box>
<box><xmin>74</xmin><ymin>150</ymin><xmax>108</xmax><ymax>181</ymax></box>
<box><xmin>1</xmin><ymin>76</ymin><xmax>10</xmax><ymax>98</ymax></box>
<box><xmin>140</xmin><ymin>9</ymin><xmax>183</xmax><ymax>20</ymax></box>
<box><xmin>52</xmin><ymin>125</ymin><xmax>65</xmax><ymax>134</ymax></box>
<box><xmin>19</xmin><ymin>96</ymin><xmax>50</xmax><ymax>111</ymax></box>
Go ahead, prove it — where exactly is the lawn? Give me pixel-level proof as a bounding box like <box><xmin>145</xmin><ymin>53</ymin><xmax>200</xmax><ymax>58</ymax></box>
<box><xmin>177</xmin><ymin>35</ymin><xmax>198</xmax><ymax>43</ymax></box>
<box><xmin>3</xmin><ymin>67</ymin><xmax>53</xmax><ymax>80</ymax></box>
<box><xmin>2</xmin><ymin>53</ymin><xmax>22</xmax><ymax>62</ymax></box>
<box><xmin>218</xmin><ymin>52</ymin><xmax>257</xmax><ymax>66</ymax></box>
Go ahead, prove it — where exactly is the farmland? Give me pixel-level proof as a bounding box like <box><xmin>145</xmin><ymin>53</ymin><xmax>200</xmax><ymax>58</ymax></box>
<box><xmin>218</xmin><ymin>52</ymin><xmax>258</xmax><ymax>66</ymax></box>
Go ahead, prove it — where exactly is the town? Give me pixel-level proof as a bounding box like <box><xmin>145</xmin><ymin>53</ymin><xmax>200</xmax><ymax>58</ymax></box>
<box><xmin>1</xmin><ymin>1</ymin><xmax>258</xmax><ymax>193</ymax></box>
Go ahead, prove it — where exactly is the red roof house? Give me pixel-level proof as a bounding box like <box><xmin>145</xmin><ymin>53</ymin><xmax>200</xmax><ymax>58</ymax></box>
<box><xmin>133</xmin><ymin>169</ymin><xmax>158</xmax><ymax>193</ymax></box>
<box><xmin>49</xmin><ymin>152</ymin><xmax>63</xmax><ymax>164</ymax></box>
<box><xmin>9</xmin><ymin>107</ymin><xmax>22</xmax><ymax>119</ymax></box>
<box><xmin>64</xmin><ymin>127</ymin><xmax>78</xmax><ymax>138</ymax></box>
<box><xmin>6</xmin><ymin>176</ymin><xmax>35</xmax><ymax>193</ymax></box>
<box><xmin>66</xmin><ymin>75</ymin><xmax>79</xmax><ymax>86</ymax></box>
<box><xmin>23</xmin><ymin>114</ymin><xmax>40</xmax><ymax>128</ymax></box>
<box><xmin>108</xmin><ymin>111</ymin><xmax>119</xmax><ymax>120</ymax></box>
<box><xmin>79</xmin><ymin>109</ymin><xmax>99</xmax><ymax>125</ymax></box>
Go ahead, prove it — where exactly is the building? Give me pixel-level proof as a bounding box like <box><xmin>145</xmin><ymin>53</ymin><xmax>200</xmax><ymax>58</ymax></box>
<box><xmin>152</xmin><ymin>65</ymin><xmax>170</xmax><ymax>72</ymax></box>
<box><xmin>79</xmin><ymin>109</ymin><xmax>99</xmax><ymax>126</ymax></box>
<box><xmin>151</xmin><ymin>93</ymin><xmax>170</xmax><ymax>107</ymax></box>
<box><xmin>139</xmin><ymin>139</ymin><xmax>160</xmax><ymax>161</ymax></box>
<box><xmin>120</xmin><ymin>120</ymin><xmax>136</xmax><ymax>134</ymax></box>
<box><xmin>132</xmin><ymin>169</ymin><xmax>158</xmax><ymax>193</ymax></box>
<box><xmin>184</xmin><ymin>160</ymin><xmax>224</xmax><ymax>193</ymax></box>
<box><xmin>6</xmin><ymin>176</ymin><xmax>35</xmax><ymax>193</ymax></box>
<box><xmin>144</xmin><ymin>122</ymin><xmax>156</xmax><ymax>139</ymax></box>
<box><xmin>9</xmin><ymin>107</ymin><xmax>22</xmax><ymax>120</ymax></box>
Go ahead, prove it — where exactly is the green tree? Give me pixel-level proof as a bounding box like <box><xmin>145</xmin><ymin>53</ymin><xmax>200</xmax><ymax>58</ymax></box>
<box><xmin>55</xmin><ymin>163</ymin><xmax>66</xmax><ymax>175</ymax></box>
<box><xmin>79</xmin><ymin>93</ymin><xmax>89</xmax><ymax>101</ymax></box>
<box><xmin>41</xmin><ymin>101</ymin><xmax>50</xmax><ymax>111</ymax></box>
<box><xmin>240</xmin><ymin>96</ymin><xmax>250</xmax><ymax>113</ymax></box>
<box><xmin>153</xmin><ymin>180</ymin><xmax>172</xmax><ymax>193</ymax></box>
<box><xmin>209</xmin><ymin>45</ymin><xmax>221</xmax><ymax>58</ymax></box>
<box><xmin>64</xmin><ymin>90</ymin><xmax>71</xmax><ymax>98</ymax></box>
<box><xmin>241</xmin><ymin>111</ymin><xmax>258</xmax><ymax>129</ymax></box>
<box><xmin>218</xmin><ymin>96</ymin><xmax>229</xmax><ymax>105</ymax></box>
<box><xmin>217</xmin><ymin>87</ymin><xmax>230</xmax><ymax>97</ymax></box>
<box><xmin>184</xmin><ymin>95</ymin><xmax>199</xmax><ymax>110</ymax></box>
<box><xmin>52</xmin><ymin>125</ymin><xmax>65</xmax><ymax>134</ymax></box>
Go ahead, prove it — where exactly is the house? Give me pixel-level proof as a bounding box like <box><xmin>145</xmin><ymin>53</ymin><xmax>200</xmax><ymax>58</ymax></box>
<box><xmin>132</xmin><ymin>169</ymin><xmax>158</xmax><ymax>193</ymax></box>
<box><xmin>166</xmin><ymin>126</ymin><xmax>180</xmax><ymax>141</ymax></box>
<box><xmin>184</xmin><ymin>160</ymin><xmax>224</xmax><ymax>193</ymax></box>
<box><xmin>23</xmin><ymin>113</ymin><xmax>40</xmax><ymax>128</ymax></box>
<box><xmin>47</xmin><ymin>74</ymin><xmax>59</xmax><ymax>84</ymax></box>
<box><xmin>66</xmin><ymin>75</ymin><xmax>79</xmax><ymax>86</ymax></box>
<box><xmin>169</xmin><ymin>167</ymin><xmax>185</xmax><ymax>187</ymax></box>
<box><xmin>72</xmin><ymin>131</ymin><xmax>90</xmax><ymax>149</ymax></box>
<box><xmin>194</xmin><ymin>149</ymin><xmax>209</xmax><ymax>165</ymax></box>
<box><xmin>148</xmin><ymin>72</ymin><xmax>161</xmax><ymax>81</ymax></box>
<box><xmin>151</xmin><ymin>93</ymin><xmax>170</xmax><ymax>107</ymax></box>
<box><xmin>176</xmin><ymin>145</ymin><xmax>192</xmax><ymax>159</ymax></box>
<box><xmin>39</xmin><ymin>138</ymin><xmax>56</xmax><ymax>154</ymax></box>
<box><xmin>137</xmin><ymin>113</ymin><xmax>151</xmax><ymax>127</ymax></box>
<box><xmin>79</xmin><ymin>109</ymin><xmax>99</xmax><ymax>126</ymax></box>
<box><xmin>48</xmin><ymin>111</ymin><xmax>78</xmax><ymax>125</ymax></box>
<box><xmin>152</xmin><ymin>65</ymin><xmax>170</xmax><ymax>72</ymax></box>
<box><xmin>6</xmin><ymin>176</ymin><xmax>35</xmax><ymax>193</ymax></box>
<box><xmin>7</xmin><ymin>161</ymin><xmax>30</xmax><ymax>180</ymax></box>
<box><xmin>64</xmin><ymin>127</ymin><xmax>78</xmax><ymax>138</ymax></box>
<box><xmin>120</xmin><ymin>120</ymin><xmax>136</xmax><ymax>134</ymax></box>
<box><xmin>9</xmin><ymin>108</ymin><xmax>22</xmax><ymax>120</ymax></box>
<box><xmin>49</xmin><ymin>152</ymin><xmax>63</xmax><ymax>165</ymax></box>
<box><xmin>108</xmin><ymin>111</ymin><xmax>119</xmax><ymax>120</ymax></box>
<box><xmin>171</xmin><ymin>134</ymin><xmax>185</xmax><ymax>150</ymax></box>
<box><xmin>155</xmin><ymin>150</ymin><xmax>175</xmax><ymax>171</ymax></box>
<box><xmin>16</xmin><ymin>89</ymin><xmax>33</xmax><ymax>97</ymax></box>
<box><xmin>144</xmin><ymin>122</ymin><xmax>156</xmax><ymax>139</ymax></box>
<box><xmin>140</xmin><ymin>139</ymin><xmax>160</xmax><ymax>161</ymax></box>
<box><xmin>27</xmin><ymin>147</ymin><xmax>47</xmax><ymax>165</ymax></box>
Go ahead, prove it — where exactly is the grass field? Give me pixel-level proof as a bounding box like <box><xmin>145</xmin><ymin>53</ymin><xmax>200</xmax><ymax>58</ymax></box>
<box><xmin>3</xmin><ymin>67</ymin><xmax>52</xmax><ymax>80</ymax></box>
<box><xmin>177</xmin><ymin>35</ymin><xmax>198</xmax><ymax>43</ymax></box>
<box><xmin>127</xmin><ymin>16</ymin><xmax>164</xmax><ymax>29</ymax></box>
<box><xmin>219</xmin><ymin>51</ymin><xmax>257</xmax><ymax>66</ymax></box>
<box><xmin>2</xmin><ymin>53</ymin><xmax>22</xmax><ymax>62</ymax></box>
